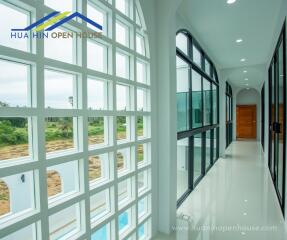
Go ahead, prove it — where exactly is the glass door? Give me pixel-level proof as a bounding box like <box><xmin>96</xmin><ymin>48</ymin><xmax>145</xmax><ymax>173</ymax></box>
<box><xmin>269</xmin><ymin>61</ymin><xmax>275</xmax><ymax>179</ymax></box>
<box><xmin>277</xmin><ymin>39</ymin><xmax>285</xmax><ymax>200</ymax></box>
<box><xmin>268</xmin><ymin>25</ymin><xmax>286</xmax><ymax>215</ymax></box>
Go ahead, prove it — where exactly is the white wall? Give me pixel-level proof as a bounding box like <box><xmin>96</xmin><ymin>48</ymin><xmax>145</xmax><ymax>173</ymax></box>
<box><xmin>236</xmin><ymin>88</ymin><xmax>261</xmax><ymax>140</ymax></box>
<box><xmin>140</xmin><ymin>0</ymin><xmax>181</xmax><ymax>235</ymax></box>
<box><xmin>139</xmin><ymin>0</ymin><xmax>226</xmax><ymax>235</ymax></box>
<box><xmin>4</xmin><ymin>172</ymin><xmax>34</xmax><ymax>213</ymax></box>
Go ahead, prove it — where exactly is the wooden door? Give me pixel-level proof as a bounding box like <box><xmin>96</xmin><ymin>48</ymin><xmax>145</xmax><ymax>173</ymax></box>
<box><xmin>236</xmin><ymin>105</ymin><xmax>257</xmax><ymax>139</ymax></box>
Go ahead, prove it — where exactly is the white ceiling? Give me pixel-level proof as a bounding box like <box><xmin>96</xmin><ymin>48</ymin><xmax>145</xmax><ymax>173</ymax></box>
<box><xmin>178</xmin><ymin>0</ymin><xmax>283</xmax><ymax>89</ymax></box>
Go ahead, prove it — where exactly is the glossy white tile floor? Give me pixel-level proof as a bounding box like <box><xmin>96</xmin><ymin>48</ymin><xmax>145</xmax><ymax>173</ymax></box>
<box><xmin>155</xmin><ymin>141</ymin><xmax>287</xmax><ymax>240</ymax></box>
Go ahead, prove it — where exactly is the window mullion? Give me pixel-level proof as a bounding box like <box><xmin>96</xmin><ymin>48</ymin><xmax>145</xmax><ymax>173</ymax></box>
<box><xmin>34</xmin><ymin>2</ymin><xmax>49</xmax><ymax>240</ymax></box>
<box><xmin>111</xmin><ymin>0</ymin><xmax>120</xmax><ymax>239</ymax></box>
<box><xmin>80</xmin><ymin>0</ymin><xmax>92</xmax><ymax>239</ymax></box>
<box><xmin>0</xmin><ymin>0</ymin><xmax>151</xmax><ymax>238</ymax></box>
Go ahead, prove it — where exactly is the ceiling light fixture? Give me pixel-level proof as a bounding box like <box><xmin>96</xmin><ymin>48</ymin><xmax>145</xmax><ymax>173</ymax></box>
<box><xmin>236</xmin><ymin>39</ymin><xmax>243</xmax><ymax>43</ymax></box>
<box><xmin>246</xmin><ymin>88</ymin><xmax>250</xmax><ymax>90</ymax></box>
<box><xmin>241</xmin><ymin>58</ymin><xmax>246</xmax><ymax>62</ymax></box>
<box><xmin>243</xmin><ymin>70</ymin><xmax>247</xmax><ymax>73</ymax></box>
<box><xmin>227</xmin><ymin>0</ymin><xmax>237</xmax><ymax>4</ymax></box>
<box><xmin>245</xmin><ymin>78</ymin><xmax>248</xmax><ymax>81</ymax></box>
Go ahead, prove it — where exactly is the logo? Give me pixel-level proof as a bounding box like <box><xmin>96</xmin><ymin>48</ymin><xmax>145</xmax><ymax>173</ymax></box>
<box><xmin>11</xmin><ymin>11</ymin><xmax>103</xmax><ymax>39</ymax></box>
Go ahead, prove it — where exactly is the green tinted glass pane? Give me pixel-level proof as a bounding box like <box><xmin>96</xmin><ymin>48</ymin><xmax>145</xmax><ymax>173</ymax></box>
<box><xmin>177</xmin><ymin>93</ymin><xmax>189</xmax><ymax>132</ymax></box>
<box><xmin>176</xmin><ymin>57</ymin><xmax>189</xmax><ymax>132</ymax></box>
<box><xmin>203</xmin><ymin>79</ymin><xmax>211</xmax><ymax>126</ymax></box>
<box><xmin>192</xmin><ymin>70</ymin><xmax>202</xmax><ymax>128</ymax></box>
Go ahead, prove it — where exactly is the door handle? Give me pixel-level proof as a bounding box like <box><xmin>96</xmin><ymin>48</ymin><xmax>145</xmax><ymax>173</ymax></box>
<box><xmin>273</xmin><ymin>122</ymin><xmax>281</xmax><ymax>133</ymax></box>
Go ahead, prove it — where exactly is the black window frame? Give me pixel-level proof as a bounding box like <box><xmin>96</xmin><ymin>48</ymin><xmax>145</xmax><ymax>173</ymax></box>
<box><xmin>261</xmin><ymin>84</ymin><xmax>265</xmax><ymax>150</ymax></box>
<box><xmin>226</xmin><ymin>82</ymin><xmax>233</xmax><ymax>148</ymax></box>
<box><xmin>268</xmin><ymin>21</ymin><xmax>286</xmax><ymax>217</ymax></box>
<box><xmin>176</xmin><ymin>29</ymin><xmax>220</xmax><ymax>207</ymax></box>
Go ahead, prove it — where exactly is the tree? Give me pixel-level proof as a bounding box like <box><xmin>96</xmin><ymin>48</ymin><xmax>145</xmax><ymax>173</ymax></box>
<box><xmin>59</xmin><ymin>118</ymin><xmax>72</xmax><ymax>138</ymax></box>
<box><xmin>0</xmin><ymin>101</ymin><xmax>9</xmax><ymax>107</ymax></box>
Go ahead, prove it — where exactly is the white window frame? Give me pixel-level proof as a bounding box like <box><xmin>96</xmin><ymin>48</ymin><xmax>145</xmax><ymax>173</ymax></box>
<box><xmin>0</xmin><ymin>0</ymin><xmax>151</xmax><ymax>239</ymax></box>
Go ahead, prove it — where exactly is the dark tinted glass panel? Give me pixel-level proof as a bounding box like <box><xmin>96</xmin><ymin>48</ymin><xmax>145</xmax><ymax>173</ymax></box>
<box><xmin>271</xmin><ymin>62</ymin><xmax>275</xmax><ymax>177</ymax></box>
<box><xmin>212</xmin><ymin>84</ymin><xmax>218</xmax><ymax>124</ymax></box>
<box><xmin>277</xmin><ymin>41</ymin><xmax>284</xmax><ymax>198</ymax></box>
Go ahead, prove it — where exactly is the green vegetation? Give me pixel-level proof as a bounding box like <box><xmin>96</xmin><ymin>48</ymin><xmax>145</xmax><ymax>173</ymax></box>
<box><xmin>0</xmin><ymin>117</ymin><xmax>144</xmax><ymax>148</ymax></box>
<box><xmin>137</xmin><ymin>117</ymin><xmax>143</xmax><ymax>136</ymax></box>
<box><xmin>45</xmin><ymin>118</ymin><xmax>73</xmax><ymax>141</ymax></box>
<box><xmin>138</xmin><ymin>144</ymin><xmax>144</xmax><ymax>162</ymax></box>
<box><xmin>88</xmin><ymin>117</ymin><xmax>104</xmax><ymax>136</ymax></box>
<box><xmin>0</xmin><ymin>119</ymin><xmax>28</xmax><ymax>147</ymax></box>
<box><xmin>117</xmin><ymin>116</ymin><xmax>127</xmax><ymax>132</ymax></box>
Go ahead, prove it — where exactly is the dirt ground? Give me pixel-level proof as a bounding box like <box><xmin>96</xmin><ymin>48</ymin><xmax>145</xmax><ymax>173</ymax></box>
<box><xmin>0</xmin><ymin>137</ymin><xmax>103</xmax><ymax>216</ymax></box>
<box><xmin>0</xmin><ymin>181</ymin><xmax>9</xmax><ymax>216</ymax></box>
<box><xmin>0</xmin><ymin>132</ymin><xmax>143</xmax><ymax>217</ymax></box>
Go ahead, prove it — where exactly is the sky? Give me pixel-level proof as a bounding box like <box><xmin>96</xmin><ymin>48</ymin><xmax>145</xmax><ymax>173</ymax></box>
<box><xmin>0</xmin><ymin>0</ymin><xmax>146</xmax><ymax>110</ymax></box>
<box><xmin>0</xmin><ymin>59</ymin><xmax>145</xmax><ymax>110</ymax></box>
<box><xmin>0</xmin><ymin>60</ymin><xmax>29</xmax><ymax>107</ymax></box>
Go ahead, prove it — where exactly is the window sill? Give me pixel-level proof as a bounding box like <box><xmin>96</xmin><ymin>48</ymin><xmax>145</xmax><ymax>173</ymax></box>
<box><xmin>46</xmin><ymin>148</ymin><xmax>78</xmax><ymax>160</ymax></box>
<box><xmin>0</xmin><ymin>156</ymin><xmax>32</xmax><ymax>169</ymax></box>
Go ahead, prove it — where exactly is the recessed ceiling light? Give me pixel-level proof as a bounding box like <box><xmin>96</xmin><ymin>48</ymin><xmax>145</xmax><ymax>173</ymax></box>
<box><xmin>245</xmin><ymin>78</ymin><xmax>248</xmax><ymax>81</ymax></box>
<box><xmin>236</xmin><ymin>39</ymin><xmax>243</xmax><ymax>43</ymax></box>
<box><xmin>243</xmin><ymin>70</ymin><xmax>247</xmax><ymax>73</ymax></box>
<box><xmin>241</xmin><ymin>232</ymin><xmax>246</xmax><ymax>235</ymax></box>
<box><xmin>227</xmin><ymin>0</ymin><xmax>237</xmax><ymax>4</ymax></box>
<box><xmin>241</xmin><ymin>58</ymin><xmax>246</xmax><ymax>62</ymax></box>
<box><xmin>245</xmin><ymin>83</ymin><xmax>249</xmax><ymax>86</ymax></box>
<box><xmin>244</xmin><ymin>199</ymin><xmax>248</xmax><ymax>202</ymax></box>
<box><xmin>243</xmin><ymin>212</ymin><xmax>247</xmax><ymax>216</ymax></box>
<box><xmin>246</xmin><ymin>88</ymin><xmax>250</xmax><ymax>90</ymax></box>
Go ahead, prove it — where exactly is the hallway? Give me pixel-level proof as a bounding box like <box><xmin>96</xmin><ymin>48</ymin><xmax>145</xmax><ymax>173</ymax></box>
<box><xmin>157</xmin><ymin>141</ymin><xmax>287</xmax><ymax>240</ymax></box>
<box><xmin>1</xmin><ymin>0</ymin><xmax>287</xmax><ymax>239</ymax></box>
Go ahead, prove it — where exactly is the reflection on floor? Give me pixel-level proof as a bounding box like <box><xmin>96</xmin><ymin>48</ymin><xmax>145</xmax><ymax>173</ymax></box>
<box><xmin>155</xmin><ymin>141</ymin><xmax>287</xmax><ymax>240</ymax></box>
<box><xmin>177</xmin><ymin>170</ymin><xmax>188</xmax><ymax>199</ymax></box>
